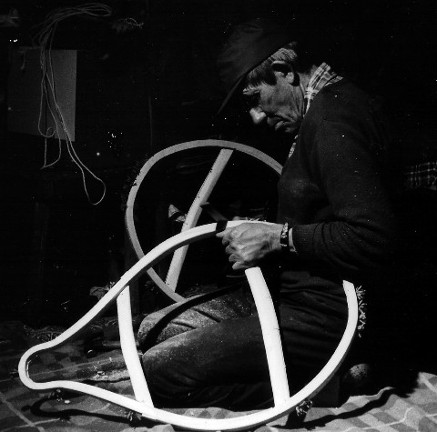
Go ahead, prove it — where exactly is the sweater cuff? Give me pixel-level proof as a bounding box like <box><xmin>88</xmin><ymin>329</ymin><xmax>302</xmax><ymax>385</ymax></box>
<box><xmin>291</xmin><ymin>224</ymin><xmax>316</xmax><ymax>257</ymax></box>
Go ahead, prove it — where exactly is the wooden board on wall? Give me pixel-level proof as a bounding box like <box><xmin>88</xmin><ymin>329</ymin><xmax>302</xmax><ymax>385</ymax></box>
<box><xmin>7</xmin><ymin>47</ymin><xmax>77</xmax><ymax>141</ymax></box>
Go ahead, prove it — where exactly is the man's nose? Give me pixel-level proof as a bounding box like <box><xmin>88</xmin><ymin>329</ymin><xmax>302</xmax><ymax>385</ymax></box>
<box><xmin>249</xmin><ymin>107</ymin><xmax>267</xmax><ymax>125</ymax></box>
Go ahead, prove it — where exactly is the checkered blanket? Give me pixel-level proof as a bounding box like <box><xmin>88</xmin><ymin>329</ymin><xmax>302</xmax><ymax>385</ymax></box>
<box><xmin>404</xmin><ymin>160</ymin><xmax>437</xmax><ymax>190</ymax></box>
<box><xmin>1</xmin><ymin>321</ymin><xmax>436</xmax><ymax>432</ymax></box>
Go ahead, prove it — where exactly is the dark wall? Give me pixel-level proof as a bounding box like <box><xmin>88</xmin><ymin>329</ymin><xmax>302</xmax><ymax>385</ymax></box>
<box><xmin>1</xmin><ymin>0</ymin><xmax>436</xmax><ymax>325</ymax></box>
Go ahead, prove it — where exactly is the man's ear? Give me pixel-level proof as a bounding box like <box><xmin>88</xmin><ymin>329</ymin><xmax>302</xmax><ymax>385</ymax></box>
<box><xmin>271</xmin><ymin>61</ymin><xmax>297</xmax><ymax>84</ymax></box>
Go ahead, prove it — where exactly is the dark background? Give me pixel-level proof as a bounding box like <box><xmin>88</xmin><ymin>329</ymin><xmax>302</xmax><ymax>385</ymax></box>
<box><xmin>0</xmin><ymin>0</ymin><xmax>436</xmax><ymax>328</ymax></box>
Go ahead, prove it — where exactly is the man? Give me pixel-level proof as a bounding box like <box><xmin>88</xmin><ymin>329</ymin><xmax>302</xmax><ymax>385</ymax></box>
<box><xmin>139</xmin><ymin>17</ymin><xmax>397</xmax><ymax>410</ymax></box>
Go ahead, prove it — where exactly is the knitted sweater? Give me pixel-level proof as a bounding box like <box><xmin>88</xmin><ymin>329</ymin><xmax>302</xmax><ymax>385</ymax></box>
<box><xmin>277</xmin><ymin>79</ymin><xmax>398</xmax><ymax>302</ymax></box>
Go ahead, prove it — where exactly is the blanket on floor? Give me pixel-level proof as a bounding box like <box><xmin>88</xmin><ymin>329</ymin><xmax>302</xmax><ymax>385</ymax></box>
<box><xmin>1</xmin><ymin>320</ymin><xmax>436</xmax><ymax>432</ymax></box>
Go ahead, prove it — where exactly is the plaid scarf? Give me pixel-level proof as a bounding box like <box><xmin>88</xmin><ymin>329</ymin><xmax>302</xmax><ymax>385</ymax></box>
<box><xmin>304</xmin><ymin>62</ymin><xmax>343</xmax><ymax>113</ymax></box>
<box><xmin>289</xmin><ymin>63</ymin><xmax>342</xmax><ymax>157</ymax></box>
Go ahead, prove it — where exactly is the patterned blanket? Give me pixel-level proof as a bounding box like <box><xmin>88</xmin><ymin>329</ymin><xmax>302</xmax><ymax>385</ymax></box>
<box><xmin>1</xmin><ymin>320</ymin><xmax>436</xmax><ymax>432</ymax></box>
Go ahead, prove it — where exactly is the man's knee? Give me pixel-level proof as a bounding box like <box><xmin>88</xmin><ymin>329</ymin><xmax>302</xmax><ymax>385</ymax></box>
<box><xmin>141</xmin><ymin>337</ymin><xmax>199</xmax><ymax>405</ymax></box>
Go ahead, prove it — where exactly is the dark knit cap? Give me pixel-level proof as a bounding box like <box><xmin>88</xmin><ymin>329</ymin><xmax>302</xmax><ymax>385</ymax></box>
<box><xmin>217</xmin><ymin>17</ymin><xmax>293</xmax><ymax>115</ymax></box>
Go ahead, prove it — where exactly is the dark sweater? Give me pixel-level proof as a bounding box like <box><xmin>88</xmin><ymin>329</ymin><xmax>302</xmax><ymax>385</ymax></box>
<box><xmin>276</xmin><ymin>79</ymin><xmax>398</xmax><ymax>303</ymax></box>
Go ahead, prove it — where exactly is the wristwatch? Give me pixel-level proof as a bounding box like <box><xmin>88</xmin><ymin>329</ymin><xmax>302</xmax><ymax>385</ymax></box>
<box><xmin>279</xmin><ymin>222</ymin><xmax>297</xmax><ymax>253</ymax></box>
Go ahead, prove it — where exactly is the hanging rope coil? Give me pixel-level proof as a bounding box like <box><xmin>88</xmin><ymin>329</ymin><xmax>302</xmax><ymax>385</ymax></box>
<box><xmin>34</xmin><ymin>3</ymin><xmax>113</xmax><ymax>205</ymax></box>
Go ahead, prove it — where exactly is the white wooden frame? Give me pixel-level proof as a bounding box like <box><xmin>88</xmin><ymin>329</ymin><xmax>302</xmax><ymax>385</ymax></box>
<box><xmin>125</xmin><ymin>139</ymin><xmax>282</xmax><ymax>301</ymax></box>
<box><xmin>19</xmin><ymin>220</ymin><xmax>359</xmax><ymax>431</ymax></box>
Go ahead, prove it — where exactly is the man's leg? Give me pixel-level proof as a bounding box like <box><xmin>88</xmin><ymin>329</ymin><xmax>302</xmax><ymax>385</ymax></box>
<box><xmin>141</xmin><ymin>293</ymin><xmax>348</xmax><ymax>411</ymax></box>
<box><xmin>142</xmin><ymin>315</ymin><xmax>273</xmax><ymax>410</ymax></box>
<box><xmin>137</xmin><ymin>282</ymin><xmax>254</xmax><ymax>350</ymax></box>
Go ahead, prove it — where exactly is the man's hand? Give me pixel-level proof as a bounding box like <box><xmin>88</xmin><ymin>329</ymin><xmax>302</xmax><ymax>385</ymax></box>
<box><xmin>216</xmin><ymin>222</ymin><xmax>282</xmax><ymax>270</ymax></box>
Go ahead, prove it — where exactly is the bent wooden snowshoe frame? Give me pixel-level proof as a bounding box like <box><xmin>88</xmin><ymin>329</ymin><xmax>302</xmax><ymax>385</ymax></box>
<box><xmin>125</xmin><ymin>139</ymin><xmax>283</xmax><ymax>301</ymax></box>
<box><xmin>19</xmin><ymin>141</ymin><xmax>359</xmax><ymax>431</ymax></box>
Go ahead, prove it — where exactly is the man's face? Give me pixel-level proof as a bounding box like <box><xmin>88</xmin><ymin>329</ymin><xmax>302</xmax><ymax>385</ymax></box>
<box><xmin>242</xmin><ymin>71</ymin><xmax>305</xmax><ymax>136</ymax></box>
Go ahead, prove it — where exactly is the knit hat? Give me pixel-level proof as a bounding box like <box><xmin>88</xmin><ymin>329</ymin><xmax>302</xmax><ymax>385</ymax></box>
<box><xmin>216</xmin><ymin>17</ymin><xmax>293</xmax><ymax>115</ymax></box>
